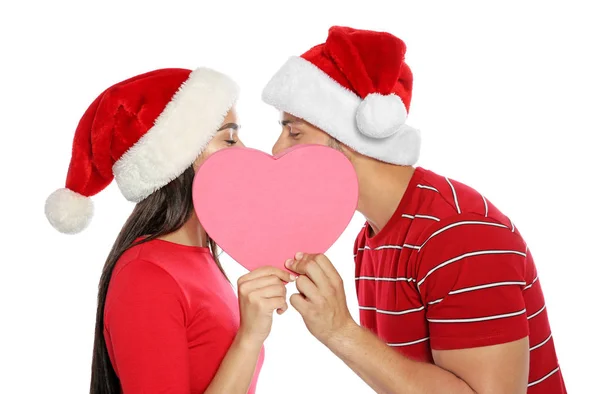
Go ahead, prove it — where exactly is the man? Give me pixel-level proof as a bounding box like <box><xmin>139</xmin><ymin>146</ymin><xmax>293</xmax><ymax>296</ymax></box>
<box><xmin>262</xmin><ymin>26</ymin><xmax>566</xmax><ymax>393</ymax></box>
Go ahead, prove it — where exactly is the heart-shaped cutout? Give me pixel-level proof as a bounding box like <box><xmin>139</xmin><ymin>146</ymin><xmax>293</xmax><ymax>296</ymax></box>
<box><xmin>192</xmin><ymin>145</ymin><xmax>358</xmax><ymax>272</ymax></box>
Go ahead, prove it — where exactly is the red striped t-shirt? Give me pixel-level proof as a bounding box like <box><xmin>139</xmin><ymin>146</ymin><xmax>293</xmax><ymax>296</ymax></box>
<box><xmin>354</xmin><ymin>167</ymin><xmax>566</xmax><ymax>392</ymax></box>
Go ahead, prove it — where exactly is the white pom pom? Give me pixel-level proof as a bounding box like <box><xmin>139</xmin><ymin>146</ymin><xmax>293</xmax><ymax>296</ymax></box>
<box><xmin>44</xmin><ymin>188</ymin><xmax>94</xmax><ymax>234</ymax></box>
<box><xmin>356</xmin><ymin>93</ymin><xmax>408</xmax><ymax>139</ymax></box>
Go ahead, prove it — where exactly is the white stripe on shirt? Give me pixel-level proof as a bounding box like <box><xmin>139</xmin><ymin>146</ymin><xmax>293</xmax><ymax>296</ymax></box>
<box><xmin>523</xmin><ymin>276</ymin><xmax>538</xmax><ymax>290</ymax></box>
<box><xmin>358</xmin><ymin>219</ymin><xmax>515</xmax><ymax>259</ymax></box>
<box><xmin>402</xmin><ymin>214</ymin><xmax>441</xmax><ymax>221</ymax></box>
<box><xmin>480</xmin><ymin>192</ymin><xmax>489</xmax><ymax>217</ymax></box>
<box><xmin>357</xmin><ymin>245</ymin><xmax>404</xmax><ymax>252</ymax></box>
<box><xmin>445</xmin><ymin>177</ymin><xmax>461</xmax><ymax>214</ymax></box>
<box><xmin>356</xmin><ymin>244</ymin><xmax>420</xmax><ymax>253</ymax></box>
<box><xmin>527</xmin><ymin>305</ymin><xmax>546</xmax><ymax>320</ymax></box>
<box><xmin>427</xmin><ymin>308</ymin><xmax>526</xmax><ymax>323</ymax></box>
<box><xmin>358</xmin><ymin>280</ymin><xmax>527</xmax><ymax>306</ymax></box>
<box><xmin>359</xmin><ymin>305</ymin><xmax>425</xmax><ymax>316</ymax></box>
<box><xmin>448</xmin><ymin>281</ymin><xmax>527</xmax><ymax>295</ymax></box>
<box><xmin>373</xmin><ymin>245</ymin><xmax>404</xmax><ymax>251</ymax></box>
<box><xmin>356</xmin><ymin>276</ymin><xmax>417</xmax><ymax>283</ymax></box>
<box><xmin>387</xmin><ymin>337</ymin><xmax>430</xmax><ymax>347</ymax></box>
<box><xmin>530</xmin><ymin>333</ymin><xmax>553</xmax><ymax>351</ymax></box>
<box><xmin>417</xmin><ymin>184</ymin><xmax>439</xmax><ymax>192</ymax></box>
<box><xmin>528</xmin><ymin>366</ymin><xmax>560</xmax><ymax>387</ymax></box>
<box><xmin>420</xmin><ymin>221</ymin><xmax>509</xmax><ymax>250</ymax></box>
<box><xmin>424</xmin><ymin>281</ymin><xmax>525</xmax><ymax>306</ymax></box>
<box><xmin>418</xmin><ymin>249</ymin><xmax>527</xmax><ymax>287</ymax></box>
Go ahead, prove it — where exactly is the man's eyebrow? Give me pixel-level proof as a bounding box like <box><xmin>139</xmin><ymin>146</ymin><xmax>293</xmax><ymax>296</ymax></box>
<box><xmin>281</xmin><ymin>119</ymin><xmax>304</xmax><ymax>126</ymax></box>
<box><xmin>217</xmin><ymin>123</ymin><xmax>240</xmax><ymax>131</ymax></box>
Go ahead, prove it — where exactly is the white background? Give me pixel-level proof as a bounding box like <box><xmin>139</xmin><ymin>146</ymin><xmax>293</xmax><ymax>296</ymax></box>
<box><xmin>1</xmin><ymin>1</ymin><xmax>598</xmax><ymax>393</ymax></box>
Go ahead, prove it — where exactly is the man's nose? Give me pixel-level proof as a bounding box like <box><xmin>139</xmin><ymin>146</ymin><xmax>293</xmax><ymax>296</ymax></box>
<box><xmin>271</xmin><ymin>143</ymin><xmax>281</xmax><ymax>156</ymax></box>
<box><xmin>271</xmin><ymin>136</ymin><xmax>285</xmax><ymax>156</ymax></box>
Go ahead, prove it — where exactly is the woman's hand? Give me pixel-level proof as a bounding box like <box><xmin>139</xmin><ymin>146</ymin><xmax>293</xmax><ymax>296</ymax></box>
<box><xmin>236</xmin><ymin>266</ymin><xmax>296</xmax><ymax>346</ymax></box>
<box><xmin>205</xmin><ymin>266</ymin><xmax>296</xmax><ymax>394</ymax></box>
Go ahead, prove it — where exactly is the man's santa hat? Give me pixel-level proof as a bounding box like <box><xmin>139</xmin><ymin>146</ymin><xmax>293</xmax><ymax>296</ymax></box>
<box><xmin>45</xmin><ymin>67</ymin><xmax>239</xmax><ymax>234</ymax></box>
<box><xmin>262</xmin><ymin>26</ymin><xmax>420</xmax><ymax>165</ymax></box>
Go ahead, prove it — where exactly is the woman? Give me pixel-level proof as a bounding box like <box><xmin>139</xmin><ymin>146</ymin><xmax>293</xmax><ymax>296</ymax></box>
<box><xmin>44</xmin><ymin>67</ymin><xmax>295</xmax><ymax>393</ymax></box>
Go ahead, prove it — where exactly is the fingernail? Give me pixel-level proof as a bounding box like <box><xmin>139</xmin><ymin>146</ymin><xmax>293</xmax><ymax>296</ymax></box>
<box><xmin>295</xmin><ymin>252</ymin><xmax>304</xmax><ymax>260</ymax></box>
<box><xmin>285</xmin><ymin>259</ymin><xmax>293</xmax><ymax>268</ymax></box>
<box><xmin>289</xmin><ymin>274</ymin><xmax>297</xmax><ymax>282</ymax></box>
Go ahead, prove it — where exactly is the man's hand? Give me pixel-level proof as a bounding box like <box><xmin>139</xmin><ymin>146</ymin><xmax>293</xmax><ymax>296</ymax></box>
<box><xmin>285</xmin><ymin>253</ymin><xmax>528</xmax><ymax>394</ymax></box>
<box><xmin>285</xmin><ymin>252</ymin><xmax>357</xmax><ymax>345</ymax></box>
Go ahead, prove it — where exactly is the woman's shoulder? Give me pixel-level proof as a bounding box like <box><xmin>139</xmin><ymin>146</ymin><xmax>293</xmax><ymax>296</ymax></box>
<box><xmin>110</xmin><ymin>257</ymin><xmax>184</xmax><ymax>300</ymax></box>
<box><xmin>108</xmin><ymin>238</ymin><xmax>226</xmax><ymax>311</ymax></box>
<box><xmin>104</xmin><ymin>257</ymin><xmax>191</xmax><ymax>332</ymax></box>
<box><xmin>114</xmin><ymin>237</ymin><xmax>211</xmax><ymax>275</ymax></box>
<box><xmin>108</xmin><ymin>240</ymin><xmax>189</xmax><ymax>301</ymax></box>
<box><xmin>105</xmin><ymin>258</ymin><xmax>189</xmax><ymax>326</ymax></box>
<box><xmin>108</xmin><ymin>238</ymin><xmax>215</xmax><ymax>301</ymax></box>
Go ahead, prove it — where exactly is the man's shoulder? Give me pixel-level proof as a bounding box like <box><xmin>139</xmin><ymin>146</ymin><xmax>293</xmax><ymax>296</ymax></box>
<box><xmin>353</xmin><ymin>168</ymin><xmax>516</xmax><ymax>251</ymax></box>
<box><xmin>418</xmin><ymin>167</ymin><xmax>510</xmax><ymax>226</ymax></box>
<box><xmin>395</xmin><ymin>167</ymin><xmax>519</xmax><ymax>249</ymax></box>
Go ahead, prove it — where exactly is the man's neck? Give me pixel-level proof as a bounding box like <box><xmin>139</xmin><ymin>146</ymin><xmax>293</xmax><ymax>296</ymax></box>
<box><xmin>356</xmin><ymin>161</ymin><xmax>415</xmax><ymax>237</ymax></box>
<box><xmin>158</xmin><ymin>212</ymin><xmax>208</xmax><ymax>247</ymax></box>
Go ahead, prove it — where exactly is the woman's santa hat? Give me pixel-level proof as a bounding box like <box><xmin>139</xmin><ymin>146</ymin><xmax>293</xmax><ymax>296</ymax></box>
<box><xmin>262</xmin><ymin>26</ymin><xmax>420</xmax><ymax>165</ymax></box>
<box><xmin>45</xmin><ymin>67</ymin><xmax>239</xmax><ymax>234</ymax></box>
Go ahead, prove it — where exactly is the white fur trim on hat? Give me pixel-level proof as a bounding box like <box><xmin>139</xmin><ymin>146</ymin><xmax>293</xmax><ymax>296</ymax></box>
<box><xmin>113</xmin><ymin>67</ymin><xmax>240</xmax><ymax>202</ymax></box>
<box><xmin>45</xmin><ymin>188</ymin><xmax>94</xmax><ymax>234</ymax></box>
<box><xmin>262</xmin><ymin>56</ymin><xmax>420</xmax><ymax>165</ymax></box>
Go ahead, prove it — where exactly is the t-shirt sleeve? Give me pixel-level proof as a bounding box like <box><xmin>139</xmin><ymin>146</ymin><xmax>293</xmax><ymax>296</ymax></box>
<box><xmin>416</xmin><ymin>214</ymin><xmax>529</xmax><ymax>350</ymax></box>
<box><xmin>104</xmin><ymin>259</ymin><xmax>191</xmax><ymax>393</ymax></box>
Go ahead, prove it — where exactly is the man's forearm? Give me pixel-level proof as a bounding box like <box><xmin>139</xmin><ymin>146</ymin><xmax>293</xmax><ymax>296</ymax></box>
<box><xmin>326</xmin><ymin>322</ymin><xmax>475</xmax><ymax>394</ymax></box>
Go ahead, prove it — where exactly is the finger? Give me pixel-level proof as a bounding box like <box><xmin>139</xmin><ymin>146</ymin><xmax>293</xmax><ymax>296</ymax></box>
<box><xmin>238</xmin><ymin>266</ymin><xmax>296</xmax><ymax>284</ymax></box>
<box><xmin>252</xmin><ymin>284</ymin><xmax>287</xmax><ymax>299</ymax></box>
<box><xmin>238</xmin><ymin>275</ymin><xmax>284</xmax><ymax>295</ymax></box>
<box><xmin>286</xmin><ymin>254</ymin><xmax>329</xmax><ymax>289</ymax></box>
<box><xmin>238</xmin><ymin>266</ymin><xmax>297</xmax><ymax>284</ymax></box>
<box><xmin>290</xmin><ymin>293</ymin><xmax>310</xmax><ymax>315</ymax></box>
<box><xmin>312</xmin><ymin>254</ymin><xmax>342</xmax><ymax>284</ymax></box>
<box><xmin>265</xmin><ymin>297</ymin><xmax>287</xmax><ymax>311</ymax></box>
<box><xmin>295</xmin><ymin>275</ymin><xmax>320</xmax><ymax>301</ymax></box>
<box><xmin>284</xmin><ymin>253</ymin><xmax>308</xmax><ymax>274</ymax></box>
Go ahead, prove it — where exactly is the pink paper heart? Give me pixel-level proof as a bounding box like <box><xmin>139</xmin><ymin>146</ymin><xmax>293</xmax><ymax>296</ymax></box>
<box><xmin>192</xmin><ymin>144</ymin><xmax>358</xmax><ymax>272</ymax></box>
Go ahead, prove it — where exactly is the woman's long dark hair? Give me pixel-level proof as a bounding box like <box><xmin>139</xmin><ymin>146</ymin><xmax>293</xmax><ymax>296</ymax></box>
<box><xmin>89</xmin><ymin>165</ymin><xmax>227</xmax><ymax>394</ymax></box>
